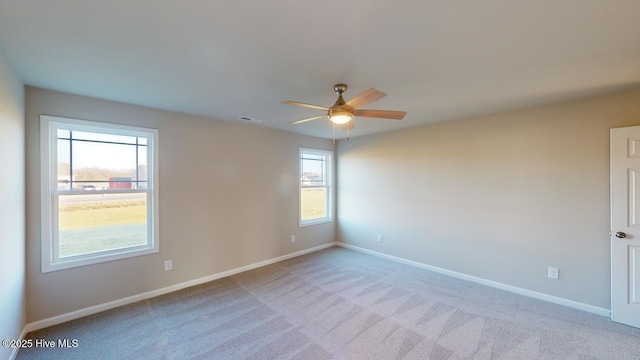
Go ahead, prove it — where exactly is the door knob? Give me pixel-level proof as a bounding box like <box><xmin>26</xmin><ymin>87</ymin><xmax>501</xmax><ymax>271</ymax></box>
<box><xmin>615</xmin><ymin>231</ymin><xmax>627</xmax><ymax>238</ymax></box>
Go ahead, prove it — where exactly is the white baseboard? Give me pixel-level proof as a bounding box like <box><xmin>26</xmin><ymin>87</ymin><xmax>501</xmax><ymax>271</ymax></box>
<box><xmin>8</xmin><ymin>327</ymin><xmax>28</xmax><ymax>360</ymax></box>
<box><xmin>23</xmin><ymin>242</ymin><xmax>336</xmax><ymax>334</ymax></box>
<box><xmin>336</xmin><ymin>242</ymin><xmax>611</xmax><ymax>317</ymax></box>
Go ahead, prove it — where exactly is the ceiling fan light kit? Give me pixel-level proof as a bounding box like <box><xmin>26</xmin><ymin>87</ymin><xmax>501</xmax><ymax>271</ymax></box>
<box><xmin>328</xmin><ymin>110</ymin><xmax>353</xmax><ymax>124</ymax></box>
<box><xmin>282</xmin><ymin>83</ymin><xmax>407</xmax><ymax>130</ymax></box>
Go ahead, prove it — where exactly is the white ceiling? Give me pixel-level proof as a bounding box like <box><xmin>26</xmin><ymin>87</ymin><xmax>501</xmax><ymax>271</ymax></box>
<box><xmin>1</xmin><ymin>1</ymin><xmax>639</xmax><ymax>139</ymax></box>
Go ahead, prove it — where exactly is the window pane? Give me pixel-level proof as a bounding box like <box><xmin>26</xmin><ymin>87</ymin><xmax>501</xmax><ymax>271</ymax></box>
<box><xmin>302</xmin><ymin>154</ymin><xmax>324</xmax><ymax>161</ymax></box>
<box><xmin>73</xmin><ymin>182</ymin><xmax>103</xmax><ymax>191</ymax></box>
<box><xmin>301</xmin><ymin>157</ymin><xmax>326</xmax><ymax>186</ymax></box>
<box><xmin>42</xmin><ymin>115</ymin><xmax>159</xmax><ymax>272</ymax></box>
<box><xmin>301</xmin><ymin>187</ymin><xmax>327</xmax><ymax>220</ymax></box>
<box><xmin>57</xmin><ymin>139</ymin><xmax>71</xmax><ymax>190</ymax></box>
<box><xmin>71</xmin><ymin>140</ymin><xmax>137</xmax><ymax>189</ymax></box>
<box><xmin>57</xmin><ymin>129</ymin><xmax>70</xmax><ymax>139</ymax></box>
<box><xmin>135</xmin><ymin>146</ymin><xmax>148</xmax><ymax>189</ymax></box>
<box><xmin>299</xmin><ymin>149</ymin><xmax>331</xmax><ymax>225</ymax></box>
<box><xmin>58</xmin><ymin>192</ymin><xmax>148</xmax><ymax>258</ymax></box>
<box><xmin>71</xmin><ymin>131</ymin><xmax>137</xmax><ymax>144</ymax></box>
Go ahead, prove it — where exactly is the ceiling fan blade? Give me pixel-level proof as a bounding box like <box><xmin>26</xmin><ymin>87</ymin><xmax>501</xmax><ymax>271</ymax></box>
<box><xmin>282</xmin><ymin>100</ymin><xmax>330</xmax><ymax>111</ymax></box>
<box><xmin>288</xmin><ymin>115</ymin><xmax>326</xmax><ymax>125</ymax></box>
<box><xmin>353</xmin><ymin>109</ymin><xmax>407</xmax><ymax>120</ymax></box>
<box><xmin>346</xmin><ymin>88</ymin><xmax>386</xmax><ymax>109</ymax></box>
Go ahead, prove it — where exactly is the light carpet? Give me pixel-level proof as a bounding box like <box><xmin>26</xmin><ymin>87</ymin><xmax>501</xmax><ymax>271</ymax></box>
<box><xmin>17</xmin><ymin>247</ymin><xmax>640</xmax><ymax>359</ymax></box>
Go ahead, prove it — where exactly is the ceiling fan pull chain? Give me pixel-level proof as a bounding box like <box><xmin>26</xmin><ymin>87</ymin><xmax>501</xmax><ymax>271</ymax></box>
<box><xmin>333</xmin><ymin>124</ymin><xmax>336</xmax><ymax>145</ymax></box>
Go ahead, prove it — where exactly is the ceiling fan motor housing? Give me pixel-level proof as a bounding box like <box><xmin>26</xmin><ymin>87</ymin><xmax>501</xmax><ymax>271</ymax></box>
<box><xmin>334</xmin><ymin>83</ymin><xmax>348</xmax><ymax>95</ymax></box>
<box><xmin>329</xmin><ymin>85</ymin><xmax>354</xmax><ymax>124</ymax></box>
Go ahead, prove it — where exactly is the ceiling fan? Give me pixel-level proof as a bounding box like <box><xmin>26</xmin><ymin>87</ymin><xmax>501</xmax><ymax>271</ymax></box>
<box><xmin>282</xmin><ymin>84</ymin><xmax>407</xmax><ymax>129</ymax></box>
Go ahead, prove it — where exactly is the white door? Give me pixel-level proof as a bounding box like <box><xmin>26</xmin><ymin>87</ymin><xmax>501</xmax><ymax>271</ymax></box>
<box><xmin>611</xmin><ymin>126</ymin><xmax>640</xmax><ymax>328</ymax></box>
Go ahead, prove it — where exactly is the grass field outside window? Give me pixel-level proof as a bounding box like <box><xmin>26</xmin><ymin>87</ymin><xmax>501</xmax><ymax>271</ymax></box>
<box><xmin>58</xmin><ymin>194</ymin><xmax>147</xmax><ymax>257</ymax></box>
<box><xmin>301</xmin><ymin>188</ymin><xmax>327</xmax><ymax>220</ymax></box>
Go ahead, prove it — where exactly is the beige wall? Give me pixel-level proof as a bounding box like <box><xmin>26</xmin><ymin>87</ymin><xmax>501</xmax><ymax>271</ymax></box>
<box><xmin>0</xmin><ymin>52</ymin><xmax>25</xmax><ymax>359</ymax></box>
<box><xmin>337</xmin><ymin>89</ymin><xmax>640</xmax><ymax>309</ymax></box>
<box><xmin>23</xmin><ymin>84</ymin><xmax>640</xmax><ymax>323</ymax></box>
<box><xmin>25</xmin><ymin>87</ymin><xmax>335</xmax><ymax>322</ymax></box>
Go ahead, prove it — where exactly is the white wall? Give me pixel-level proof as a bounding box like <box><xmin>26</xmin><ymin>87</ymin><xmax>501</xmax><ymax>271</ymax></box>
<box><xmin>337</xmin><ymin>89</ymin><xmax>640</xmax><ymax>309</ymax></box>
<box><xmin>25</xmin><ymin>87</ymin><xmax>335</xmax><ymax>322</ymax></box>
<box><xmin>0</xmin><ymin>52</ymin><xmax>25</xmax><ymax>359</ymax></box>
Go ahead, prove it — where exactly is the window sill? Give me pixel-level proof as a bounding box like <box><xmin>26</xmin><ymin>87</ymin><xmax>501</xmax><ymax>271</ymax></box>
<box><xmin>299</xmin><ymin>218</ymin><xmax>333</xmax><ymax>227</ymax></box>
<box><xmin>42</xmin><ymin>245</ymin><xmax>158</xmax><ymax>273</ymax></box>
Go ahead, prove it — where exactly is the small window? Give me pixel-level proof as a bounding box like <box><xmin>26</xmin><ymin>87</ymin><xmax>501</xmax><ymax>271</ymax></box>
<box><xmin>299</xmin><ymin>148</ymin><xmax>333</xmax><ymax>226</ymax></box>
<box><xmin>41</xmin><ymin>115</ymin><xmax>159</xmax><ymax>272</ymax></box>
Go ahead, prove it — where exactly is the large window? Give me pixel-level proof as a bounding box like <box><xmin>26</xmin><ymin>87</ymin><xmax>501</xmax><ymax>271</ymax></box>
<box><xmin>41</xmin><ymin>115</ymin><xmax>159</xmax><ymax>272</ymax></box>
<box><xmin>299</xmin><ymin>148</ymin><xmax>333</xmax><ymax>226</ymax></box>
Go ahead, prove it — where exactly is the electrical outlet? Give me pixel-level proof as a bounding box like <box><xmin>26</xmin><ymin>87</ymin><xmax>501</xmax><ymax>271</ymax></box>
<box><xmin>291</xmin><ymin>235</ymin><xmax>296</xmax><ymax>243</ymax></box>
<box><xmin>164</xmin><ymin>260</ymin><xmax>172</xmax><ymax>271</ymax></box>
<box><xmin>548</xmin><ymin>267</ymin><xmax>558</xmax><ymax>280</ymax></box>
<box><xmin>377</xmin><ymin>234</ymin><xmax>383</xmax><ymax>243</ymax></box>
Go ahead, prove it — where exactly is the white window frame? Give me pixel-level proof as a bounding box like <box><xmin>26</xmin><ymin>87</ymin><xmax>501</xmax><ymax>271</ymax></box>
<box><xmin>299</xmin><ymin>147</ymin><xmax>333</xmax><ymax>227</ymax></box>
<box><xmin>40</xmin><ymin>115</ymin><xmax>159</xmax><ymax>273</ymax></box>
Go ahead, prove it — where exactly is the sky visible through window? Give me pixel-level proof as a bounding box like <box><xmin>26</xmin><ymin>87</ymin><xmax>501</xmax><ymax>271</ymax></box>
<box><xmin>57</xmin><ymin>130</ymin><xmax>145</xmax><ymax>171</ymax></box>
<box><xmin>301</xmin><ymin>154</ymin><xmax>326</xmax><ymax>184</ymax></box>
